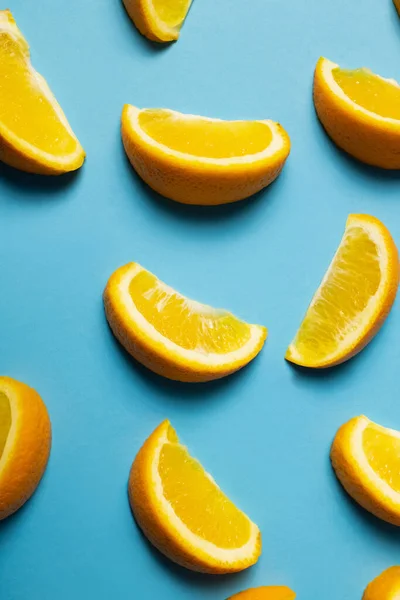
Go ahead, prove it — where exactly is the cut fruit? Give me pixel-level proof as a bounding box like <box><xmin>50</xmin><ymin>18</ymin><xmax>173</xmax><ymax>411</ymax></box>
<box><xmin>394</xmin><ymin>0</ymin><xmax>400</xmax><ymax>16</ymax></box>
<box><xmin>331</xmin><ymin>416</ymin><xmax>400</xmax><ymax>525</ymax></box>
<box><xmin>363</xmin><ymin>567</ymin><xmax>400</xmax><ymax>599</ymax></box>
<box><xmin>0</xmin><ymin>377</ymin><xmax>51</xmax><ymax>520</ymax></box>
<box><xmin>0</xmin><ymin>10</ymin><xmax>84</xmax><ymax>174</ymax></box>
<box><xmin>228</xmin><ymin>587</ymin><xmax>296</xmax><ymax>600</ymax></box>
<box><xmin>121</xmin><ymin>105</ymin><xmax>290</xmax><ymax>205</ymax></box>
<box><xmin>104</xmin><ymin>262</ymin><xmax>267</xmax><ymax>382</ymax></box>
<box><xmin>122</xmin><ymin>0</ymin><xmax>192</xmax><ymax>42</ymax></box>
<box><xmin>286</xmin><ymin>214</ymin><xmax>399</xmax><ymax>368</ymax></box>
<box><xmin>314</xmin><ymin>57</ymin><xmax>400</xmax><ymax>168</ymax></box>
<box><xmin>129</xmin><ymin>420</ymin><xmax>261</xmax><ymax>573</ymax></box>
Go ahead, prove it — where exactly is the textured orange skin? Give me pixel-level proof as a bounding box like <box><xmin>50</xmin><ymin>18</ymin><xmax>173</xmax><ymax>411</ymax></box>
<box><xmin>0</xmin><ymin>377</ymin><xmax>51</xmax><ymax>520</ymax></box>
<box><xmin>103</xmin><ymin>263</ymin><xmax>267</xmax><ymax>383</ymax></box>
<box><xmin>331</xmin><ymin>417</ymin><xmax>400</xmax><ymax>526</ymax></box>
<box><xmin>122</xmin><ymin>0</ymin><xmax>180</xmax><ymax>42</ymax></box>
<box><xmin>314</xmin><ymin>57</ymin><xmax>400</xmax><ymax>169</ymax></box>
<box><xmin>363</xmin><ymin>567</ymin><xmax>400</xmax><ymax>599</ymax></box>
<box><xmin>227</xmin><ymin>586</ymin><xmax>296</xmax><ymax>600</ymax></box>
<box><xmin>121</xmin><ymin>105</ymin><xmax>291</xmax><ymax>205</ymax></box>
<box><xmin>286</xmin><ymin>214</ymin><xmax>400</xmax><ymax>368</ymax></box>
<box><xmin>129</xmin><ymin>420</ymin><xmax>262</xmax><ymax>574</ymax></box>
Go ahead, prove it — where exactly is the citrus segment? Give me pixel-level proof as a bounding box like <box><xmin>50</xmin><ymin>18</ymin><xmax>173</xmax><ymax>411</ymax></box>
<box><xmin>286</xmin><ymin>214</ymin><xmax>399</xmax><ymax>368</ymax></box>
<box><xmin>314</xmin><ymin>57</ymin><xmax>400</xmax><ymax>168</ymax></box>
<box><xmin>0</xmin><ymin>10</ymin><xmax>84</xmax><ymax>174</ymax></box>
<box><xmin>363</xmin><ymin>567</ymin><xmax>400</xmax><ymax>600</ymax></box>
<box><xmin>121</xmin><ymin>105</ymin><xmax>290</xmax><ymax>205</ymax></box>
<box><xmin>104</xmin><ymin>262</ymin><xmax>267</xmax><ymax>382</ymax></box>
<box><xmin>122</xmin><ymin>0</ymin><xmax>192</xmax><ymax>42</ymax></box>
<box><xmin>129</xmin><ymin>420</ymin><xmax>261</xmax><ymax>573</ymax></box>
<box><xmin>331</xmin><ymin>416</ymin><xmax>400</xmax><ymax>525</ymax></box>
<box><xmin>0</xmin><ymin>392</ymin><xmax>11</xmax><ymax>459</ymax></box>
<box><xmin>228</xmin><ymin>587</ymin><xmax>296</xmax><ymax>600</ymax></box>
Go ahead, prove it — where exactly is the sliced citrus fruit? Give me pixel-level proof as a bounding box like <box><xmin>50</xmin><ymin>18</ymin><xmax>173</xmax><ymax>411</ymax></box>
<box><xmin>129</xmin><ymin>420</ymin><xmax>261</xmax><ymax>573</ymax></box>
<box><xmin>0</xmin><ymin>376</ymin><xmax>51</xmax><ymax>520</ymax></box>
<box><xmin>0</xmin><ymin>10</ymin><xmax>84</xmax><ymax>174</ymax></box>
<box><xmin>331</xmin><ymin>416</ymin><xmax>400</xmax><ymax>525</ymax></box>
<box><xmin>121</xmin><ymin>105</ymin><xmax>290</xmax><ymax>205</ymax></box>
<box><xmin>228</xmin><ymin>586</ymin><xmax>296</xmax><ymax>600</ymax></box>
<box><xmin>286</xmin><ymin>214</ymin><xmax>399</xmax><ymax>368</ymax></box>
<box><xmin>363</xmin><ymin>567</ymin><xmax>400</xmax><ymax>599</ymax></box>
<box><xmin>394</xmin><ymin>0</ymin><xmax>400</xmax><ymax>16</ymax></box>
<box><xmin>103</xmin><ymin>262</ymin><xmax>267</xmax><ymax>382</ymax></box>
<box><xmin>314</xmin><ymin>57</ymin><xmax>400</xmax><ymax>168</ymax></box>
<box><xmin>123</xmin><ymin>0</ymin><xmax>192</xmax><ymax>42</ymax></box>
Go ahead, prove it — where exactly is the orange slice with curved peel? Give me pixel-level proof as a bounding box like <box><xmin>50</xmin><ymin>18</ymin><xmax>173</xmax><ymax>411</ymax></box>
<box><xmin>228</xmin><ymin>587</ymin><xmax>296</xmax><ymax>600</ymax></box>
<box><xmin>123</xmin><ymin>0</ymin><xmax>193</xmax><ymax>42</ymax></box>
<box><xmin>286</xmin><ymin>214</ymin><xmax>399</xmax><ymax>368</ymax></box>
<box><xmin>363</xmin><ymin>567</ymin><xmax>400</xmax><ymax>599</ymax></box>
<box><xmin>331</xmin><ymin>416</ymin><xmax>400</xmax><ymax>526</ymax></box>
<box><xmin>0</xmin><ymin>377</ymin><xmax>51</xmax><ymax>520</ymax></box>
<box><xmin>0</xmin><ymin>10</ymin><xmax>84</xmax><ymax>174</ymax></box>
<box><xmin>314</xmin><ymin>57</ymin><xmax>400</xmax><ymax>168</ymax></box>
<box><xmin>121</xmin><ymin>104</ymin><xmax>290</xmax><ymax>205</ymax></box>
<box><xmin>104</xmin><ymin>262</ymin><xmax>267</xmax><ymax>382</ymax></box>
<box><xmin>129</xmin><ymin>420</ymin><xmax>261</xmax><ymax>573</ymax></box>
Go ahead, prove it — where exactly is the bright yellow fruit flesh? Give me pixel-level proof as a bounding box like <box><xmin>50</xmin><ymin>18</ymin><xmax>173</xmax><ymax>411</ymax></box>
<box><xmin>159</xmin><ymin>424</ymin><xmax>251</xmax><ymax>548</ymax></box>
<box><xmin>129</xmin><ymin>270</ymin><xmax>252</xmax><ymax>353</ymax></box>
<box><xmin>152</xmin><ymin>0</ymin><xmax>191</xmax><ymax>28</ymax></box>
<box><xmin>139</xmin><ymin>110</ymin><xmax>273</xmax><ymax>158</ymax></box>
<box><xmin>291</xmin><ymin>226</ymin><xmax>380</xmax><ymax>363</ymax></box>
<box><xmin>363</xmin><ymin>424</ymin><xmax>400</xmax><ymax>492</ymax></box>
<box><xmin>0</xmin><ymin>31</ymin><xmax>78</xmax><ymax>156</ymax></box>
<box><xmin>333</xmin><ymin>68</ymin><xmax>400</xmax><ymax>119</ymax></box>
<box><xmin>0</xmin><ymin>392</ymin><xmax>11</xmax><ymax>460</ymax></box>
<box><xmin>228</xmin><ymin>587</ymin><xmax>296</xmax><ymax>600</ymax></box>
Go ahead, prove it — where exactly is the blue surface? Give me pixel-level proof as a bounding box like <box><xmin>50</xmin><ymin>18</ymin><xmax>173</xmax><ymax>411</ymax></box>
<box><xmin>1</xmin><ymin>0</ymin><xmax>400</xmax><ymax>598</ymax></box>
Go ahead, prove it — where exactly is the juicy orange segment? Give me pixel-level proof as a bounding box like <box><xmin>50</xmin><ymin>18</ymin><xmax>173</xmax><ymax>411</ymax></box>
<box><xmin>331</xmin><ymin>416</ymin><xmax>400</xmax><ymax>526</ymax></box>
<box><xmin>363</xmin><ymin>567</ymin><xmax>400</xmax><ymax>600</ymax></box>
<box><xmin>129</xmin><ymin>420</ymin><xmax>261</xmax><ymax>573</ymax></box>
<box><xmin>314</xmin><ymin>57</ymin><xmax>400</xmax><ymax>168</ymax></box>
<box><xmin>121</xmin><ymin>105</ymin><xmax>290</xmax><ymax>205</ymax></box>
<box><xmin>228</xmin><ymin>587</ymin><xmax>296</xmax><ymax>600</ymax></box>
<box><xmin>0</xmin><ymin>10</ymin><xmax>84</xmax><ymax>174</ymax></box>
<box><xmin>104</xmin><ymin>262</ymin><xmax>267</xmax><ymax>382</ymax></box>
<box><xmin>286</xmin><ymin>214</ymin><xmax>399</xmax><ymax>368</ymax></box>
<box><xmin>0</xmin><ymin>392</ymin><xmax>11</xmax><ymax>459</ymax></box>
<box><xmin>122</xmin><ymin>0</ymin><xmax>192</xmax><ymax>42</ymax></box>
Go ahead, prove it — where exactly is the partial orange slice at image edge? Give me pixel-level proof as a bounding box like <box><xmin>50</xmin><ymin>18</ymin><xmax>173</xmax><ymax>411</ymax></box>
<box><xmin>227</xmin><ymin>586</ymin><xmax>296</xmax><ymax>600</ymax></box>
<box><xmin>363</xmin><ymin>566</ymin><xmax>400</xmax><ymax>599</ymax></box>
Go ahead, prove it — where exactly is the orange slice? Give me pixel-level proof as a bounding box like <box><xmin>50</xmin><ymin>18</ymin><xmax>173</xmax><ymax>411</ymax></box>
<box><xmin>363</xmin><ymin>567</ymin><xmax>400</xmax><ymax>599</ymax></box>
<box><xmin>123</xmin><ymin>0</ymin><xmax>192</xmax><ymax>42</ymax></box>
<box><xmin>0</xmin><ymin>10</ymin><xmax>84</xmax><ymax>174</ymax></box>
<box><xmin>286</xmin><ymin>214</ymin><xmax>399</xmax><ymax>368</ymax></box>
<box><xmin>394</xmin><ymin>0</ymin><xmax>400</xmax><ymax>16</ymax></box>
<box><xmin>228</xmin><ymin>587</ymin><xmax>296</xmax><ymax>600</ymax></box>
<box><xmin>0</xmin><ymin>377</ymin><xmax>51</xmax><ymax>520</ymax></box>
<box><xmin>331</xmin><ymin>416</ymin><xmax>400</xmax><ymax>526</ymax></box>
<box><xmin>121</xmin><ymin>105</ymin><xmax>290</xmax><ymax>205</ymax></box>
<box><xmin>129</xmin><ymin>420</ymin><xmax>261</xmax><ymax>573</ymax></box>
<box><xmin>314</xmin><ymin>57</ymin><xmax>400</xmax><ymax>168</ymax></box>
<box><xmin>104</xmin><ymin>262</ymin><xmax>266</xmax><ymax>382</ymax></box>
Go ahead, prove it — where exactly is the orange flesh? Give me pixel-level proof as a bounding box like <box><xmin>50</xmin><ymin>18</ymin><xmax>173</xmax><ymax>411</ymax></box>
<box><xmin>333</xmin><ymin>67</ymin><xmax>400</xmax><ymax>119</ymax></box>
<box><xmin>158</xmin><ymin>425</ymin><xmax>251</xmax><ymax>548</ymax></box>
<box><xmin>229</xmin><ymin>587</ymin><xmax>296</xmax><ymax>600</ymax></box>
<box><xmin>139</xmin><ymin>110</ymin><xmax>272</xmax><ymax>158</ymax></box>
<box><xmin>152</xmin><ymin>0</ymin><xmax>192</xmax><ymax>27</ymax></box>
<box><xmin>363</xmin><ymin>567</ymin><xmax>400</xmax><ymax>598</ymax></box>
<box><xmin>129</xmin><ymin>270</ymin><xmax>251</xmax><ymax>353</ymax></box>
<box><xmin>363</xmin><ymin>425</ymin><xmax>400</xmax><ymax>492</ymax></box>
<box><xmin>0</xmin><ymin>31</ymin><xmax>77</xmax><ymax>154</ymax></box>
<box><xmin>292</xmin><ymin>226</ymin><xmax>381</xmax><ymax>362</ymax></box>
<box><xmin>0</xmin><ymin>392</ymin><xmax>11</xmax><ymax>460</ymax></box>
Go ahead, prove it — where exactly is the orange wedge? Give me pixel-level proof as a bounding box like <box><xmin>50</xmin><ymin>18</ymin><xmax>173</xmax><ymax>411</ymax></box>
<box><xmin>286</xmin><ymin>214</ymin><xmax>399</xmax><ymax>368</ymax></box>
<box><xmin>129</xmin><ymin>420</ymin><xmax>261</xmax><ymax>573</ymax></box>
<box><xmin>104</xmin><ymin>262</ymin><xmax>266</xmax><ymax>382</ymax></box>
<box><xmin>314</xmin><ymin>57</ymin><xmax>400</xmax><ymax>168</ymax></box>
<box><xmin>331</xmin><ymin>416</ymin><xmax>400</xmax><ymax>525</ymax></box>
<box><xmin>228</xmin><ymin>587</ymin><xmax>296</xmax><ymax>600</ymax></box>
<box><xmin>121</xmin><ymin>105</ymin><xmax>290</xmax><ymax>205</ymax></box>
<box><xmin>0</xmin><ymin>377</ymin><xmax>51</xmax><ymax>520</ymax></box>
<box><xmin>394</xmin><ymin>0</ymin><xmax>400</xmax><ymax>16</ymax></box>
<box><xmin>0</xmin><ymin>10</ymin><xmax>84</xmax><ymax>174</ymax></box>
<box><xmin>123</xmin><ymin>0</ymin><xmax>193</xmax><ymax>42</ymax></box>
<box><xmin>363</xmin><ymin>567</ymin><xmax>400</xmax><ymax>599</ymax></box>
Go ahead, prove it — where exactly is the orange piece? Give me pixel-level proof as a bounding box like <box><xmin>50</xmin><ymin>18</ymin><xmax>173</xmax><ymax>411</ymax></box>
<box><xmin>0</xmin><ymin>377</ymin><xmax>51</xmax><ymax>520</ymax></box>
<box><xmin>121</xmin><ymin>105</ymin><xmax>290</xmax><ymax>205</ymax></box>
<box><xmin>129</xmin><ymin>420</ymin><xmax>261</xmax><ymax>573</ymax></box>
<box><xmin>123</xmin><ymin>0</ymin><xmax>193</xmax><ymax>42</ymax></box>
<box><xmin>228</xmin><ymin>587</ymin><xmax>296</xmax><ymax>600</ymax></box>
<box><xmin>363</xmin><ymin>567</ymin><xmax>400</xmax><ymax>599</ymax></box>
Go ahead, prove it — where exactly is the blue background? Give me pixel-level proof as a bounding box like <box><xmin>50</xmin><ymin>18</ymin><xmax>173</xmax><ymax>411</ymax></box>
<box><xmin>1</xmin><ymin>0</ymin><xmax>400</xmax><ymax>598</ymax></box>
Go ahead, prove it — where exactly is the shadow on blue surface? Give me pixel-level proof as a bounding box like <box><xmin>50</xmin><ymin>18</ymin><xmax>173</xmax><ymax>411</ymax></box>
<box><xmin>0</xmin><ymin>162</ymin><xmax>82</xmax><ymax>200</ymax></box>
